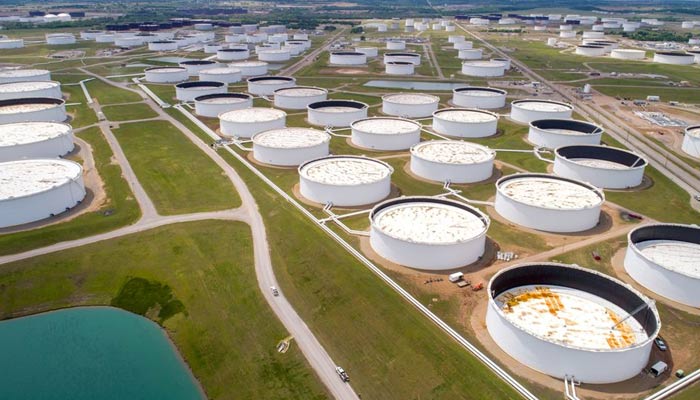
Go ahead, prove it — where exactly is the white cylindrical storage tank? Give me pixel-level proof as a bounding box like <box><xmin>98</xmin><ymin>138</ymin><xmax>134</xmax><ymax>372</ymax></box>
<box><xmin>385</xmin><ymin>61</ymin><xmax>415</xmax><ymax>75</ymax></box>
<box><xmin>494</xmin><ymin>173</ymin><xmax>604</xmax><ymax>232</ymax></box>
<box><xmin>653</xmin><ymin>51</ymin><xmax>695</xmax><ymax>65</ymax></box>
<box><xmin>307</xmin><ymin>100</ymin><xmax>368</xmax><ymax>127</ymax></box>
<box><xmin>46</xmin><ymin>33</ymin><xmax>76</xmax><ymax>45</ymax></box>
<box><xmin>350</xmin><ymin>117</ymin><xmax>421</xmax><ymax>151</ymax></box>
<box><xmin>219</xmin><ymin>107</ymin><xmax>286</xmax><ymax>138</ymax></box>
<box><xmin>682</xmin><ymin>21</ymin><xmax>695</xmax><ymax>29</ymax></box>
<box><xmin>258</xmin><ymin>49</ymin><xmax>291</xmax><ymax>63</ymax></box>
<box><xmin>386</xmin><ymin>40</ymin><xmax>406</xmax><ymax>50</ymax></box>
<box><xmin>378</xmin><ymin>24</ymin><xmax>389</xmax><ymax>32</ymax></box>
<box><xmin>199</xmin><ymin>67</ymin><xmax>242</xmax><ymax>84</ymax></box>
<box><xmin>457</xmin><ymin>48</ymin><xmax>483</xmax><ymax>60</ymax></box>
<box><xmin>252</xmin><ymin>127</ymin><xmax>330</xmax><ymax>166</ymax></box>
<box><xmin>225</xmin><ymin>34</ymin><xmax>246</xmax><ymax>43</ymax></box>
<box><xmin>582</xmin><ymin>31</ymin><xmax>605</xmax><ymax>39</ymax></box>
<box><xmin>247</xmin><ymin>76</ymin><xmax>295</xmax><ymax>96</ymax></box>
<box><xmin>194</xmin><ymin>23</ymin><xmax>213</xmax><ymax>31</ymax></box>
<box><xmin>686</xmin><ymin>51</ymin><xmax>700</xmax><ymax>64</ymax></box>
<box><xmin>148</xmin><ymin>40</ymin><xmax>178</xmax><ymax>51</ymax></box>
<box><xmin>80</xmin><ymin>30</ymin><xmax>104</xmax><ymax>40</ymax></box>
<box><xmin>432</xmin><ymin>108</ymin><xmax>499</xmax><ymax>138</ymax></box>
<box><xmin>354</xmin><ymin>46</ymin><xmax>379</xmax><ymax>57</ymax></box>
<box><xmin>135</xmin><ymin>34</ymin><xmax>158</xmax><ymax>44</ymax></box>
<box><xmin>554</xmin><ymin>145</ymin><xmax>647</xmax><ymax>189</ymax></box>
<box><xmin>0</xmin><ymin>81</ymin><xmax>62</xmax><ymax>101</ymax></box>
<box><xmin>384</xmin><ymin>52</ymin><xmax>421</xmax><ymax>65</ymax></box>
<box><xmin>0</xmin><ymin>121</ymin><xmax>74</xmax><ymax>162</ymax></box>
<box><xmin>592</xmin><ymin>24</ymin><xmax>605</xmax><ymax>32</ymax></box>
<box><xmin>623</xmin><ymin>22</ymin><xmax>639</xmax><ymax>32</ymax></box>
<box><xmin>273</xmin><ymin>86</ymin><xmax>328</xmax><ymax>110</ymax></box>
<box><xmin>560</xmin><ymin>31</ymin><xmax>576</xmax><ymax>39</ymax></box>
<box><xmin>410</xmin><ymin>140</ymin><xmax>495</xmax><ymax>184</ymax></box>
<box><xmin>576</xmin><ymin>45</ymin><xmax>606</xmax><ymax>57</ymax></box>
<box><xmin>624</xmin><ymin>224</ymin><xmax>700</xmax><ymax>307</ymax></box>
<box><xmin>511</xmin><ymin>99</ymin><xmax>573</xmax><ymax>124</ymax></box>
<box><xmin>610</xmin><ymin>49</ymin><xmax>646</xmax><ymax>60</ymax></box>
<box><xmin>293</xmin><ymin>33</ymin><xmax>308</xmax><ymax>40</ymax></box>
<box><xmin>452</xmin><ymin>87</ymin><xmax>507</xmax><ymax>109</ymax></box>
<box><xmin>454</xmin><ymin>41</ymin><xmax>474</xmax><ymax>50</ymax></box>
<box><xmin>298</xmin><ymin>156</ymin><xmax>393</xmax><ymax>207</ymax></box>
<box><xmin>114</xmin><ymin>36</ymin><xmax>143</xmax><ymax>48</ymax></box>
<box><xmin>369</xmin><ymin>197</ymin><xmax>490</xmax><ymax>270</ymax></box>
<box><xmin>487</xmin><ymin>262</ymin><xmax>660</xmax><ymax>384</ymax></box>
<box><xmin>144</xmin><ymin>67</ymin><xmax>189</xmax><ymax>83</ymax></box>
<box><xmin>329</xmin><ymin>51</ymin><xmax>367</xmax><ymax>65</ymax></box>
<box><xmin>547</xmin><ymin>38</ymin><xmax>558</xmax><ymax>46</ymax></box>
<box><xmin>448</xmin><ymin>35</ymin><xmax>465</xmax><ymax>43</ymax></box>
<box><xmin>534</xmin><ymin>25</ymin><xmax>547</xmax><ymax>32</ymax></box>
<box><xmin>528</xmin><ymin>118</ymin><xmax>602</xmax><ymax>148</ymax></box>
<box><xmin>0</xmin><ymin>39</ymin><xmax>24</xmax><ymax>49</ymax></box>
<box><xmin>682</xmin><ymin>125</ymin><xmax>700</xmax><ymax>158</ymax></box>
<box><xmin>461</xmin><ymin>60</ymin><xmax>506</xmax><ymax>77</ymax></box>
<box><xmin>282</xmin><ymin>44</ymin><xmax>303</xmax><ymax>56</ymax></box>
<box><xmin>175</xmin><ymin>81</ymin><xmax>226</xmax><ymax>102</ymax></box>
<box><xmin>179</xmin><ymin>60</ymin><xmax>219</xmax><ymax>76</ymax></box>
<box><xmin>492</xmin><ymin>57</ymin><xmax>511</xmax><ymax>70</ymax></box>
<box><xmin>204</xmin><ymin>44</ymin><xmax>223</xmax><ymax>54</ymax></box>
<box><xmin>690</xmin><ymin>38</ymin><xmax>700</xmax><ymax>45</ymax></box>
<box><xmin>445</xmin><ymin>25</ymin><xmax>456</xmax><ymax>32</ymax></box>
<box><xmin>229</xmin><ymin>61</ymin><xmax>268</xmax><ymax>77</ymax></box>
<box><xmin>560</xmin><ymin>24</ymin><xmax>573</xmax><ymax>31</ymax></box>
<box><xmin>218</xmin><ymin>48</ymin><xmax>250</xmax><ymax>61</ymax></box>
<box><xmin>0</xmin><ymin>98</ymin><xmax>66</xmax><ymax>124</ymax></box>
<box><xmin>0</xmin><ymin>159</ymin><xmax>86</xmax><ymax>228</ymax></box>
<box><xmin>0</xmin><ymin>69</ymin><xmax>51</xmax><ymax>84</ymax></box>
<box><xmin>382</xmin><ymin>93</ymin><xmax>439</xmax><ymax>118</ymax></box>
<box><xmin>194</xmin><ymin>93</ymin><xmax>253</xmax><ymax>118</ymax></box>
<box><xmin>96</xmin><ymin>34</ymin><xmax>116</xmax><ymax>43</ymax></box>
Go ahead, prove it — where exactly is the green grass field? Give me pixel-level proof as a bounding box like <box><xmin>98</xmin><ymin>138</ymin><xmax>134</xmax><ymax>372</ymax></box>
<box><xmin>85</xmin><ymin>79</ymin><xmax>142</xmax><ymax>104</ymax></box>
<box><xmin>112</xmin><ymin>120</ymin><xmax>240</xmax><ymax>214</ymax></box>
<box><xmin>62</xmin><ymin>84</ymin><xmax>98</xmax><ymax>128</ymax></box>
<box><xmin>593</xmin><ymin>85</ymin><xmax>700</xmax><ymax>104</ymax></box>
<box><xmin>0</xmin><ymin>221</ymin><xmax>330</xmax><ymax>400</ymax></box>
<box><xmin>101</xmin><ymin>102</ymin><xmax>158</xmax><ymax>121</ymax></box>
<box><xmin>0</xmin><ymin>127</ymin><xmax>140</xmax><ymax>256</ymax></box>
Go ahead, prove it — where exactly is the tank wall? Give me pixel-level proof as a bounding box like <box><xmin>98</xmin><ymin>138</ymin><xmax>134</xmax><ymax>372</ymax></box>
<box><xmin>453</xmin><ymin>92</ymin><xmax>506</xmax><ymax>109</ymax></box>
<box><xmin>411</xmin><ymin>156</ymin><xmax>493</xmax><ymax>183</ymax></box>
<box><xmin>237</xmin><ymin>65</ymin><xmax>268</xmax><ymax>77</ymax></box>
<box><xmin>0</xmin><ymin>104</ymin><xmax>66</xmax><ymax>124</ymax></box>
<box><xmin>458</xmin><ymin>49</ymin><xmax>482</xmax><ymax>59</ymax></box>
<box><xmin>553</xmin><ymin>156</ymin><xmax>644</xmax><ymax>189</ymax></box>
<box><xmin>527</xmin><ymin>127</ymin><xmax>601</xmax><ymax>148</ymax></box>
<box><xmin>486</xmin><ymin>304</ymin><xmax>653</xmax><ymax>384</ymax></box>
<box><xmin>624</xmin><ymin>247</ymin><xmax>700</xmax><ymax>307</ymax></box>
<box><xmin>220</xmin><ymin>117</ymin><xmax>285</xmax><ymax>138</ymax></box>
<box><xmin>0</xmin><ymin>85</ymin><xmax>62</xmax><ymax>101</ymax></box>
<box><xmin>461</xmin><ymin>64</ymin><xmax>505</xmax><ymax>77</ymax></box>
<box><xmin>330</xmin><ymin>53</ymin><xmax>367</xmax><ymax>65</ymax></box>
<box><xmin>274</xmin><ymin>93</ymin><xmax>327</xmax><ymax>110</ymax></box>
<box><xmin>494</xmin><ymin>191</ymin><xmax>600</xmax><ymax>232</ymax></box>
<box><xmin>511</xmin><ymin>106</ymin><xmax>572</xmax><ymax>124</ymax></box>
<box><xmin>145</xmin><ymin>70</ymin><xmax>188</xmax><ymax>83</ymax></box>
<box><xmin>0</xmin><ymin>133</ymin><xmax>74</xmax><ymax>162</ymax></box>
<box><xmin>384</xmin><ymin>54</ymin><xmax>420</xmax><ymax>65</ymax></box>
<box><xmin>218</xmin><ymin>49</ymin><xmax>250</xmax><ymax>60</ymax></box>
<box><xmin>199</xmin><ymin>71</ymin><xmax>242</xmax><ymax>84</ymax></box>
<box><xmin>195</xmin><ymin>99</ymin><xmax>252</xmax><ymax>117</ymax></box>
<box><xmin>351</xmin><ymin>129</ymin><xmax>420</xmax><ymax>151</ymax></box>
<box><xmin>182</xmin><ymin>63</ymin><xmax>218</xmax><ymax>76</ymax></box>
<box><xmin>386</xmin><ymin>63</ymin><xmax>415</xmax><ymax>75</ymax></box>
<box><xmin>0</xmin><ymin>175</ymin><xmax>85</xmax><ymax>228</ymax></box>
<box><xmin>681</xmin><ymin>134</ymin><xmax>700</xmax><ymax>157</ymax></box>
<box><xmin>0</xmin><ymin>71</ymin><xmax>51</xmax><ymax>84</ymax></box>
<box><xmin>370</xmin><ymin>226</ymin><xmax>486</xmax><ymax>269</ymax></box>
<box><xmin>176</xmin><ymin>86</ymin><xmax>226</xmax><ymax>102</ymax></box>
<box><xmin>299</xmin><ymin>175</ymin><xmax>390</xmax><ymax>206</ymax></box>
<box><xmin>383</xmin><ymin>101</ymin><xmax>438</xmax><ymax>118</ymax></box>
<box><xmin>248</xmin><ymin>80</ymin><xmax>295</xmax><ymax>96</ymax></box>
<box><xmin>653</xmin><ymin>54</ymin><xmax>694</xmax><ymax>65</ymax></box>
<box><xmin>148</xmin><ymin>42</ymin><xmax>178</xmax><ymax>51</ymax></box>
<box><xmin>259</xmin><ymin>51</ymin><xmax>291</xmax><ymax>62</ymax></box>
<box><xmin>433</xmin><ymin>116</ymin><xmax>497</xmax><ymax>138</ymax></box>
<box><xmin>253</xmin><ymin>142</ymin><xmax>329</xmax><ymax>166</ymax></box>
<box><xmin>308</xmin><ymin>108</ymin><xmax>367</xmax><ymax>127</ymax></box>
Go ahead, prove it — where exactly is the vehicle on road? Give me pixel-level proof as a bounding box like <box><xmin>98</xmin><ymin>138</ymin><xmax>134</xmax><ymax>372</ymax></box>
<box><xmin>335</xmin><ymin>366</ymin><xmax>350</xmax><ymax>382</ymax></box>
<box><xmin>654</xmin><ymin>337</ymin><xmax>667</xmax><ymax>351</ymax></box>
<box><xmin>270</xmin><ymin>286</ymin><xmax>279</xmax><ymax>296</ymax></box>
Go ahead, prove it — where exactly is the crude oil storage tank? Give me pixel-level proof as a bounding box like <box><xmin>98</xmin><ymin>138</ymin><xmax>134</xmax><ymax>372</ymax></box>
<box><xmin>247</xmin><ymin>76</ymin><xmax>296</xmax><ymax>96</ymax></box>
<box><xmin>199</xmin><ymin>67</ymin><xmax>242</xmax><ymax>84</ymax></box>
<box><xmin>410</xmin><ymin>140</ymin><xmax>495</xmax><ymax>184</ymax></box>
<box><xmin>273</xmin><ymin>86</ymin><xmax>328</xmax><ymax>110</ymax></box>
<box><xmin>382</xmin><ymin>93</ymin><xmax>439</xmax><ymax>118</ymax></box>
<box><xmin>329</xmin><ymin>52</ymin><xmax>367</xmax><ymax>65</ymax></box>
<box><xmin>624</xmin><ymin>224</ymin><xmax>700</xmax><ymax>307</ymax></box>
<box><xmin>0</xmin><ymin>158</ymin><xmax>86</xmax><ymax>228</ymax></box>
<box><xmin>252</xmin><ymin>127</ymin><xmax>330</xmax><ymax>166</ymax></box>
<box><xmin>511</xmin><ymin>99</ymin><xmax>573</xmax><ymax>124</ymax></box>
<box><xmin>448</xmin><ymin>35</ymin><xmax>465</xmax><ymax>43</ymax></box>
<box><xmin>384</xmin><ymin>52</ymin><xmax>421</xmax><ymax>65</ymax></box>
<box><xmin>219</xmin><ymin>107</ymin><xmax>286</xmax><ymax>138</ymax></box>
<box><xmin>298</xmin><ymin>155</ymin><xmax>393</xmax><ymax>206</ymax></box>
<box><xmin>487</xmin><ymin>262</ymin><xmax>660</xmax><ymax>383</ymax></box>
<box><xmin>369</xmin><ymin>196</ymin><xmax>490</xmax><ymax>270</ymax></box>
<box><xmin>452</xmin><ymin>87</ymin><xmax>507</xmax><ymax>109</ymax></box>
<box><xmin>494</xmin><ymin>173</ymin><xmax>604</xmax><ymax>232</ymax></box>
<box><xmin>682</xmin><ymin>125</ymin><xmax>700</xmax><ymax>158</ymax></box>
<box><xmin>194</xmin><ymin>93</ymin><xmax>253</xmax><ymax>118</ymax></box>
<box><xmin>386</xmin><ymin>40</ymin><xmax>406</xmax><ymax>50</ymax></box>
<box><xmin>258</xmin><ymin>49</ymin><xmax>291</xmax><ymax>63</ymax></box>
<box><xmin>560</xmin><ymin>31</ymin><xmax>576</xmax><ymax>39</ymax></box>
<box><xmin>0</xmin><ymin>98</ymin><xmax>66</xmax><ymax>123</ymax></box>
<box><xmin>0</xmin><ymin>121</ymin><xmax>74</xmax><ymax>162</ymax></box>
<box><xmin>575</xmin><ymin>45</ymin><xmax>606</xmax><ymax>57</ymax></box>
<box><xmin>307</xmin><ymin>100</ymin><xmax>368</xmax><ymax>127</ymax></box>
<box><xmin>229</xmin><ymin>61</ymin><xmax>268</xmax><ymax>77</ymax></box>
<box><xmin>528</xmin><ymin>118</ymin><xmax>602</xmax><ymax>148</ymax></box>
<box><xmin>653</xmin><ymin>52</ymin><xmax>695</xmax><ymax>65</ymax></box>
<box><xmin>0</xmin><ymin>69</ymin><xmax>51</xmax><ymax>84</ymax></box>
<box><xmin>217</xmin><ymin>48</ymin><xmax>250</xmax><ymax>61</ymax></box>
<box><xmin>114</xmin><ymin>36</ymin><xmax>143</xmax><ymax>48</ymax></box>
<box><xmin>175</xmin><ymin>81</ymin><xmax>226</xmax><ymax>102</ymax></box>
<box><xmin>385</xmin><ymin>61</ymin><xmax>415</xmax><ymax>75</ymax></box>
<box><xmin>461</xmin><ymin>60</ymin><xmax>506</xmax><ymax>77</ymax></box>
<box><xmin>458</xmin><ymin>48</ymin><xmax>483</xmax><ymax>60</ymax></box>
<box><xmin>610</xmin><ymin>49</ymin><xmax>646</xmax><ymax>60</ymax></box>
<box><xmin>432</xmin><ymin>108</ymin><xmax>499</xmax><ymax>138</ymax></box>
<box><xmin>144</xmin><ymin>66</ymin><xmax>189</xmax><ymax>83</ymax></box>
<box><xmin>0</xmin><ymin>39</ymin><xmax>23</xmax><ymax>49</ymax></box>
<box><xmin>46</xmin><ymin>33</ymin><xmax>76</xmax><ymax>45</ymax></box>
<box><xmin>350</xmin><ymin>117</ymin><xmax>421</xmax><ymax>151</ymax></box>
<box><xmin>355</xmin><ymin>46</ymin><xmax>378</xmax><ymax>57</ymax></box>
<box><xmin>453</xmin><ymin>41</ymin><xmax>473</xmax><ymax>50</ymax></box>
<box><xmin>553</xmin><ymin>145</ymin><xmax>647</xmax><ymax>189</ymax></box>
<box><xmin>0</xmin><ymin>81</ymin><xmax>62</xmax><ymax>100</ymax></box>
<box><xmin>179</xmin><ymin>60</ymin><xmax>219</xmax><ymax>76</ymax></box>
<box><xmin>148</xmin><ymin>40</ymin><xmax>178</xmax><ymax>51</ymax></box>
<box><xmin>204</xmin><ymin>44</ymin><xmax>223</xmax><ymax>54</ymax></box>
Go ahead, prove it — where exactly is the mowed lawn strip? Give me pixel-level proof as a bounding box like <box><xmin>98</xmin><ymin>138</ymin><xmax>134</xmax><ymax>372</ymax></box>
<box><xmin>0</xmin><ymin>221</ymin><xmax>329</xmax><ymax>400</ymax></box>
<box><xmin>113</xmin><ymin>120</ymin><xmax>240</xmax><ymax>214</ymax></box>
<box><xmin>102</xmin><ymin>103</ymin><xmax>158</xmax><ymax>121</ymax></box>
<box><xmin>0</xmin><ymin>126</ymin><xmax>140</xmax><ymax>256</ymax></box>
<box><xmin>218</xmin><ymin>150</ymin><xmax>521</xmax><ymax>400</ymax></box>
<box><xmin>85</xmin><ymin>78</ymin><xmax>142</xmax><ymax>104</ymax></box>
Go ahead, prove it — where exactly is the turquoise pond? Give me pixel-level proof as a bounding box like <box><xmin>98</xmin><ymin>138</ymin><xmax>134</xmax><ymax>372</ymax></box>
<box><xmin>0</xmin><ymin>307</ymin><xmax>204</xmax><ymax>400</ymax></box>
